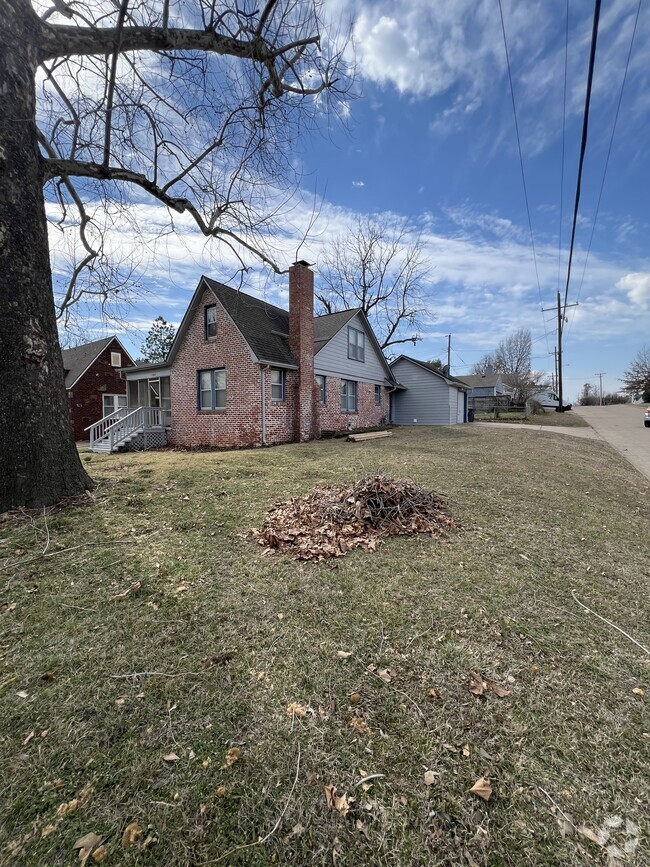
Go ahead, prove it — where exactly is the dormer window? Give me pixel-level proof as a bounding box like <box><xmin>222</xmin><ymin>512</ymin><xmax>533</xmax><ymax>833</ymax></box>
<box><xmin>110</xmin><ymin>351</ymin><xmax>121</xmax><ymax>367</ymax></box>
<box><xmin>205</xmin><ymin>304</ymin><xmax>217</xmax><ymax>339</ymax></box>
<box><xmin>347</xmin><ymin>326</ymin><xmax>365</xmax><ymax>362</ymax></box>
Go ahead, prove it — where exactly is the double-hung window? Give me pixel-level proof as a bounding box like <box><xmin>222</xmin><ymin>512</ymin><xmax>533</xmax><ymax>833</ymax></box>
<box><xmin>110</xmin><ymin>351</ymin><xmax>122</xmax><ymax>367</ymax></box>
<box><xmin>270</xmin><ymin>368</ymin><xmax>285</xmax><ymax>401</ymax></box>
<box><xmin>315</xmin><ymin>374</ymin><xmax>326</xmax><ymax>404</ymax></box>
<box><xmin>341</xmin><ymin>379</ymin><xmax>358</xmax><ymax>412</ymax></box>
<box><xmin>198</xmin><ymin>368</ymin><xmax>226</xmax><ymax>409</ymax></box>
<box><xmin>374</xmin><ymin>384</ymin><xmax>382</xmax><ymax>406</ymax></box>
<box><xmin>205</xmin><ymin>304</ymin><xmax>217</xmax><ymax>339</ymax></box>
<box><xmin>347</xmin><ymin>326</ymin><xmax>365</xmax><ymax>362</ymax></box>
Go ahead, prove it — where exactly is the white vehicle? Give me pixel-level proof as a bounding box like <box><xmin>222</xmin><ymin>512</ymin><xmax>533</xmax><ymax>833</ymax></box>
<box><xmin>531</xmin><ymin>391</ymin><xmax>572</xmax><ymax>411</ymax></box>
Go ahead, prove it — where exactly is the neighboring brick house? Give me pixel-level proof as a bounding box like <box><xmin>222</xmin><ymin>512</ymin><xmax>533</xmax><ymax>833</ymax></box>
<box><xmin>62</xmin><ymin>336</ymin><xmax>134</xmax><ymax>440</ymax></box>
<box><xmin>89</xmin><ymin>262</ymin><xmax>397</xmax><ymax>452</ymax></box>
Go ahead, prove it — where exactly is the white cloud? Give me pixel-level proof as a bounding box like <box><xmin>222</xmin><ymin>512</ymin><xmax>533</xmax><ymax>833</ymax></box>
<box><xmin>616</xmin><ymin>272</ymin><xmax>650</xmax><ymax>308</ymax></box>
<box><xmin>352</xmin><ymin>180</ymin><xmax>365</xmax><ymax>187</ymax></box>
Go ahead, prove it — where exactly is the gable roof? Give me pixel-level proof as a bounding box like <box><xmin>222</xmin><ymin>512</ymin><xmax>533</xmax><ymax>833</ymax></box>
<box><xmin>61</xmin><ymin>336</ymin><xmax>132</xmax><ymax>389</ymax></box>
<box><xmin>163</xmin><ymin>278</ymin><xmax>396</xmax><ymax>383</ymax></box>
<box><xmin>454</xmin><ymin>373</ymin><xmax>503</xmax><ymax>389</ymax></box>
<box><xmin>313</xmin><ymin>309</ymin><xmax>359</xmax><ymax>353</ymax></box>
<box><xmin>390</xmin><ymin>355</ymin><xmax>468</xmax><ymax>389</ymax></box>
<box><xmin>203</xmin><ymin>277</ymin><xmax>298</xmax><ymax>367</ymax></box>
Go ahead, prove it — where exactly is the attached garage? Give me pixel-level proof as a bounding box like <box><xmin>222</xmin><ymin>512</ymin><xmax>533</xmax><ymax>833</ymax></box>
<box><xmin>389</xmin><ymin>355</ymin><xmax>468</xmax><ymax>425</ymax></box>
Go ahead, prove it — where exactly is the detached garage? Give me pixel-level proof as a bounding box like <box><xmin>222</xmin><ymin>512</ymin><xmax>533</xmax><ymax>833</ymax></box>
<box><xmin>389</xmin><ymin>356</ymin><xmax>468</xmax><ymax>425</ymax></box>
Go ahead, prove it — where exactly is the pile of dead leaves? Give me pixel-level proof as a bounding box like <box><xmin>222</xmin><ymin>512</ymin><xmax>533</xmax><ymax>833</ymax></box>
<box><xmin>249</xmin><ymin>474</ymin><xmax>459</xmax><ymax>561</ymax></box>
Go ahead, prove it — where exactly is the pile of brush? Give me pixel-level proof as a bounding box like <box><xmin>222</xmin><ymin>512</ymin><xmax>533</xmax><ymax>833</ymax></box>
<box><xmin>250</xmin><ymin>474</ymin><xmax>459</xmax><ymax>561</ymax></box>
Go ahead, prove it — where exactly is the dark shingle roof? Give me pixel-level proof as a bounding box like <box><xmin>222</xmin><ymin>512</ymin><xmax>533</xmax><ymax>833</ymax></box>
<box><xmin>203</xmin><ymin>279</ymin><xmax>363</xmax><ymax>366</ymax></box>
<box><xmin>204</xmin><ymin>278</ymin><xmax>296</xmax><ymax>366</ymax></box>
<box><xmin>454</xmin><ymin>373</ymin><xmax>503</xmax><ymax>389</ymax></box>
<box><xmin>313</xmin><ymin>309</ymin><xmax>359</xmax><ymax>353</ymax></box>
<box><xmin>61</xmin><ymin>336</ymin><xmax>114</xmax><ymax>388</ymax></box>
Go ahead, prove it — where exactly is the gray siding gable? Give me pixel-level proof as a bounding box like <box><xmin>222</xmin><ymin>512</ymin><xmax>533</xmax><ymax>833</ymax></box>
<box><xmin>314</xmin><ymin>312</ymin><xmax>391</xmax><ymax>384</ymax></box>
<box><xmin>390</xmin><ymin>356</ymin><xmax>466</xmax><ymax>425</ymax></box>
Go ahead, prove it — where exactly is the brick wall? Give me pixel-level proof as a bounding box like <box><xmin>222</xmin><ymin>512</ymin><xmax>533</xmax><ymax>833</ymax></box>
<box><xmin>169</xmin><ymin>288</ymin><xmax>295</xmax><ymax>448</ymax></box>
<box><xmin>67</xmin><ymin>338</ymin><xmax>132</xmax><ymax>440</ymax></box>
<box><xmin>317</xmin><ymin>378</ymin><xmax>391</xmax><ymax>432</ymax></box>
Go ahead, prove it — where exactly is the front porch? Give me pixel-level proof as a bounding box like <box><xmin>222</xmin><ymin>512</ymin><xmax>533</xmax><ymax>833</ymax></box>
<box><xmin>86</xmin><ymin>368</ymin><xmax>171</xmax><ymax>453</ymax></box>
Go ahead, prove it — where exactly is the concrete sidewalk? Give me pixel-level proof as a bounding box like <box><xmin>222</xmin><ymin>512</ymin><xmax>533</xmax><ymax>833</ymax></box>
<box><xmin>473</xmin><ymin>422</ymin><xmax>598</xmax><ymax>439</ymax></box>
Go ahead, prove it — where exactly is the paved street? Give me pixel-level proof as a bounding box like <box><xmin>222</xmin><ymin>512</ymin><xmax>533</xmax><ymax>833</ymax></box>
<box><xmin>572</xmin><ymin>404</ymin><xmax>650</xmax><ymax>482</ymax></box>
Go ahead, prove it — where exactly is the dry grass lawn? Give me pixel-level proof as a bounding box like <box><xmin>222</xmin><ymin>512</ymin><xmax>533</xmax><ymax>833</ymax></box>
<box><xmin>1</xmin><ymin>426</ymin><xmax>648</xmax><ymax>866</ymax></box>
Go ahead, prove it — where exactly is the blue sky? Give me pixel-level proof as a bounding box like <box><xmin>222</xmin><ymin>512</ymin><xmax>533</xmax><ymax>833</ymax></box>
<box><xmin>49</xmin><ymin>0</ymin><xmax>650</xmax><ymax>399</ymax></box>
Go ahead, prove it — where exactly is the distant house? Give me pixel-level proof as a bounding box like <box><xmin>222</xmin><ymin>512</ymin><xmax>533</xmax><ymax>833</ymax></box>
<box><xmin>86</xmin><ymin>262</ymin><xmax>397</xmax><ymax>452</ymax></box>
<box><xmin>455</xmin><ymin>372</ymin><xmax>514</xmax><ymax>400</ymax></box>
<box><xmin>62</xmin><ymin>336</ymin><xmax>135</xmax><ymax>440</ymax></box>
<box><xmin>389</xmin><ymin>356</ymin><xmax>468</xmax><ymax>425</ymax></box>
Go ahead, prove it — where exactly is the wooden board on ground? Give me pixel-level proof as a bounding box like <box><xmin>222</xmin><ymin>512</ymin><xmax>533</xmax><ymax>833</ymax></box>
<box><xmin>347</xmin><ymin>431</ymin><xmax>393</xmax><ymax>442</ymax></box>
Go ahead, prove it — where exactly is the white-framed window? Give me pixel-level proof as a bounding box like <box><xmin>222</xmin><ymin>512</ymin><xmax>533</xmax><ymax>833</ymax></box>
<box><xmin>270</xmin><ymin>368</ymin><xmax>286</xmax><ymax>401</ymax></box>
<box><xmin>102</xmin><ymin>394</ymin><xmax>127</xmax><ymax>416</ymax></box>
<box><xmin>110</xmin><ymin>351</ymin><xmax>122</xmax><ymax>367</ymax></box>
<box><xmin>347</xmin><ymin>326</ymin><xmax>365</xmax><ymax>362</ymax></box>
<box><xmin>341</xmin><ymin>379</ymin><xmax>358</xmax><ymax>412</ymax></box>
<box><xmin>205</xmin><ymin>304</ymin><xmax>217</xmax><ymax>339</ymax></box>
<box><xmin>374</xmin><ymin>384</ymin><xmax>382</xmax><ymax>406</ymax></box>
<box><xmin>315</xmin><ymin>374</ymin><xmax>326</xmax><ymax>404</ymax></box>
<box><xmin>198</xmin><ymin>368</ymin><xmax>226</xmax><ymax>409</ymax></box>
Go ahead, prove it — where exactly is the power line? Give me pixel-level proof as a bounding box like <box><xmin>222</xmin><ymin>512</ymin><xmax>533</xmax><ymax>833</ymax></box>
<box><xmin>557</xmin><ymin>0</ymin><xmax>570</xmax><ymax>293</ymax></box>
<box><xmin>561</xmin><ymin>0</ymin><xmax>602</xmax><ymax>317</ymax></box>
<box><xmin>565</xmin><ymin>0</ymin><xmax>643</xmax><ymax>342</ymax></box>
<box><xmin>497</xmin><ymin>0</ymin><xmax>549</xmax><ymax>353</ymax></box>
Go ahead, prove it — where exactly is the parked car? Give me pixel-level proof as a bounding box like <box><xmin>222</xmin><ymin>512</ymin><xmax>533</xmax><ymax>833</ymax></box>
<box><xmin>644</xmin><ymin>407</ymin><xmax>650</xmax><ymax>428</ymax></box>
<box><xmin>531</xmin><ymin>391</ymin><xmax>572</xmax><ymax>411</ymax></box>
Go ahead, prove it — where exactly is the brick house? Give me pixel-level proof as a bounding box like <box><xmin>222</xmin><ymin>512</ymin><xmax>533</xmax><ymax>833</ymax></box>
<box><xmin>62</xmin><ymin>336</ymin><xmax>134</xmax><ymax>440</ymax></box>
<box><xmin>88</xmin><ymin>262</ymin><xmax>397</xmax><ymax>452</ymax></box>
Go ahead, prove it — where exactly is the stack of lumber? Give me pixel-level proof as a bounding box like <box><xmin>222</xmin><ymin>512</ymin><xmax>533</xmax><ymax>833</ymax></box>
<box><xmin>346</xmin><ymin>430</ymin><xmax>393</xmax><ymax>442</ymax></box>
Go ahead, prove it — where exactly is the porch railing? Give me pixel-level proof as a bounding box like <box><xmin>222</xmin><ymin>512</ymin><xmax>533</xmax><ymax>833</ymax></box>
<box><xmin>85</xmin><ymin>406</ymin><xmax>165</xmax><ymax>450</ymax></box>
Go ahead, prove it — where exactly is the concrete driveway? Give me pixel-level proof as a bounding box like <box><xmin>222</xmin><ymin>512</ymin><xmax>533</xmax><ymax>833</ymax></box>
<box><xmin>572</xmin><ymin>404</ymin><xmax>650</xmax><ymax>482</ymax></box>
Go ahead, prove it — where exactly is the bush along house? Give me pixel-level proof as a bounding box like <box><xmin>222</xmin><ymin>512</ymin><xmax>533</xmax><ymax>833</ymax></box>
<box><xmin>62</xmin><ymin>336</ymin><xmax>134</xmax><ymax>441</ymax></box>
<box><xmin>86</xmin><ymin>262</ymin><xmax>397</xmax><ymax>452</ymax></box>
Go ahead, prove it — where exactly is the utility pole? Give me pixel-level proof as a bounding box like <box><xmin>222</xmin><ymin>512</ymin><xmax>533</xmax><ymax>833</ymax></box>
<box><xmin>595</xmin><ymin>372</ymin><xmax>605</xmax><ymax>406</ymax></box>
<box><xmin>447</xmin><ymin>334</ymin><xmax>451</xmax><ymax>374</ymax></box>
<box><xmin>542</xmin><ymin>293</ymin><xmax>578</xmax><ymax>412</ymax></box>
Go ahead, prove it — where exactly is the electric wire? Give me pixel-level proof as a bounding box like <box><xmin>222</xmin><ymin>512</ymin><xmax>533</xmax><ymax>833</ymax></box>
<box><xmin>561</xmin><ymin>0</ymin><xmax>602</xmax><ymax>320</ymax></box>
<box><xmin>565</xmin><ymin>0</ymin><xmax>643</xmax><ymax>343</ymax></box>
<box><xmin>557</xmin><ymin>0</ymin><xmax>570</xmax><ymax>293</ymax></box>
<box><xmin>497</xmin><ymin>0</ymin><xmax>550</xmax><ymax>354</ymax></box>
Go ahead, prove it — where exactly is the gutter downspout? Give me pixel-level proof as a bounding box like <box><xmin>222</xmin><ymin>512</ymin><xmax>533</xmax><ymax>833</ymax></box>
<box><xmin>387</xmin><ymin>383</ymin><xmax>399</xmax><ymax>424</ymax></box>
<box><xmin>260</xmin><ymin>365</ymin><xmax>269</xmax><ymax>446</ymax></box>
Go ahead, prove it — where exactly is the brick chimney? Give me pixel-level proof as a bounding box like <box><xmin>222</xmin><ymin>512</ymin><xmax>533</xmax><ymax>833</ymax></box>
<box><xmin>288</xmin><ymin>260</ymin><xmax>315</xmax><ymax>442</ymax></box>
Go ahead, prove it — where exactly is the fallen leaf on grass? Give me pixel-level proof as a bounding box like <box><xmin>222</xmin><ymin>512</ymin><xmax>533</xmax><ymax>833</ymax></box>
<box><xmin>224</xmin><ymin>747</ymin><xmax>240</xmax><ymax>766</ymax></box>
<box><xmin>112</xmin><ymin>581</ymin><xmax>141</xmax><ymax>600</ymax></box>
<box><xmin>486</xmin><ymin>680</ymin><xmax>510</xmax><ymax>698</ymax></box>
<box><xmin>283</xmin><ymin>822</ymin><xmax>304</xmax><ymax>842</ymax></box>
<box><xmin>462</xmin><ymin>744</ymin><xmax>470</xmax><ymax>757</ymax></box>
<box><xmin>469</xmin><ymin>777</ymin><xmax>492</xmax><ymax>801</ymax></box>
<box><xmin>325</xmin><ymin>784</ymin><xmax>353</xmax><ymax>816</ymax></box>
<box><xmin>16</xmin><ymin>690</ymin><xmax>29</xmax><ymax>699</ymax></box>
<box><xmin>56</xmin><ymin>798</ymin><xmax>78</xmax><ymax>818</ymax></box>
<box><xmin>349</xmin><ymin>692</ymin><xmax>361</xmax><ymax>705</ymax></box>
<box><xmin>215</xmin><ymin>785</ymin><xmax>227</xmax><ymax>797</ymax></box>
<box><xmin>468</xmin><ymin>672</ymin><xmax>485</xmax><ymax>697</ymax></box>
<box><xmin>121</xmin><ymin>822</ymin><xmax>143</xmax><ymax>849</ymax></box>
<box><xmin>41</xmin><ymin>824</ymin><xmax>58</xmax><ymax>839</ymax></box>
<box><xmin>337</xmin><ymin>651</ymin><xmax>353</xmax><ymax>659</ymax></box>
<box><xmin>577</xmin><ymin>825</ymin><xmax>607</xmax><ymax>847</ymax></box>
<box><xmin>349</xmin><ymin>716</ymin><xmax>371</xmax><ymax>736</ymax></box>
<box><xmin>427</xmin><ymin>688</ymin><xmax>438</xmax><ymax>699</ymax></box>
<box><xmin>22</xmin><ymin>730</ymin><xmax>35</xmax><ymax>746</ymax></box>
<box><xmin>73</xmin><ymin>832</ymin><xmax>103</xmax><ymax>866</ymax></box>
<box><xmin>163</xmin><ymin>753</ymin><xmax>179</xmax><ymax>762</ymax></box>
<box><xmin>424</xmin><ymin>770</ymin><xmax>436</xmax><ymax>786</ymax></box>
<box><xmin>91</xmin><ymin>845</ymin><xmax>107</xmax><ymax>863</ymax></box>
<box><xmin>286</xmin><ymin>702</ymin><xmax>307</xmax><ymax>718</ymax></box>
<box><xmin>632</xmin><ymin>688</ymin><xmax>644</xmax><ymax>697</ymax></box>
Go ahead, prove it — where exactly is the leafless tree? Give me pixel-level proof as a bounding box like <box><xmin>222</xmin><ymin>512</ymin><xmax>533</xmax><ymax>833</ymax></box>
<box><xmin>315</xmin><ymin>215</ymin><xmax>430</xmax><ymax>352</ymax></box>
<box><xmin>0</xmin><ymin>0</ymin><xmax>352</xmax><ymax>510</ymax></box>
<box><xmin>470</xmin><ymin>328</ymin><xmax>545</xmax><ymax>402</ymax></box>
<box><xmin>621</xmin><ymin>345</ymin><xmax>650</xmax><ymax>401</ymax></box>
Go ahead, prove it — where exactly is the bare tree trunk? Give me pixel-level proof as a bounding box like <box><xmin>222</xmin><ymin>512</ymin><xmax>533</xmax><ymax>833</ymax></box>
<box><xmin>0</xmin><ymin>1</ymin><xmax>92</xmax><ymax>511</ymax></box>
